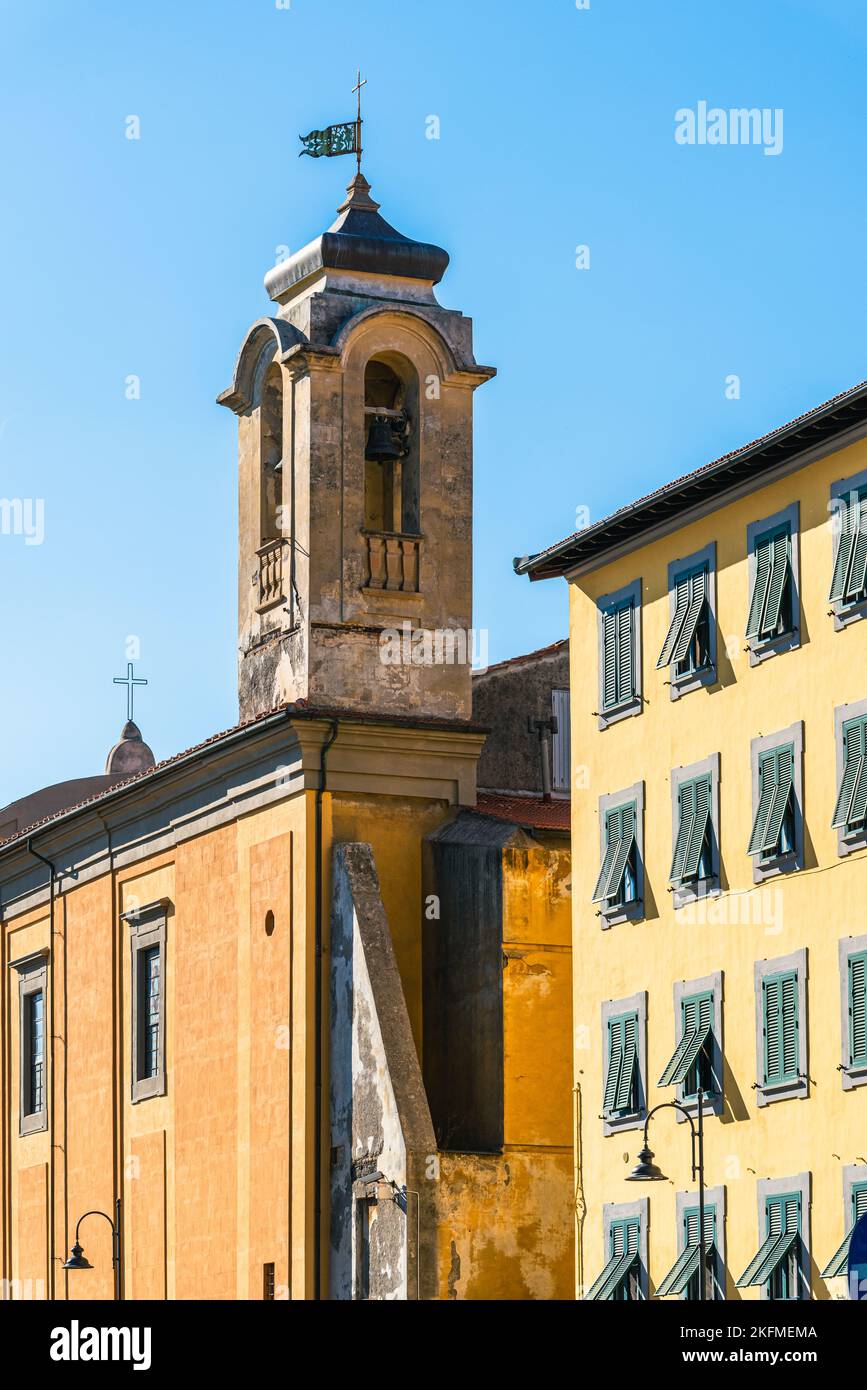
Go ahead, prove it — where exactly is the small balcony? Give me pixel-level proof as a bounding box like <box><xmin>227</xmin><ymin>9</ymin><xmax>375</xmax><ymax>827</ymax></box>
<box><xmin>257</xmin><ymin>538</ymin><xmax>285</xmax><ymax>611</ymax></box>
<box><xmin>364</xmin><ymin>531</ymin><xmax>421</xmax><ymax>593</ymax></box>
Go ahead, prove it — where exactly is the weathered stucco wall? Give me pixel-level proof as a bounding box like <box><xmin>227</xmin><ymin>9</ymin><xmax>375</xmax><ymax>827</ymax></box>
<box><xmin>473</xmin><ymin>642</ymin><xmax>569</xmax><ymax>794</ymax></box>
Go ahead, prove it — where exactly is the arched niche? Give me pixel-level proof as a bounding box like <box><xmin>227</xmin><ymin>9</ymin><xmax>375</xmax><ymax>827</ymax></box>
<box><xmin>260</xmin><ymin>362</ymin><xmax>283</xmax><ymax>545</ymax></box>
<box><xmin>363</xmin><ymin>352</ymin><xmax>419</xmax><ymax>537</ymax></box>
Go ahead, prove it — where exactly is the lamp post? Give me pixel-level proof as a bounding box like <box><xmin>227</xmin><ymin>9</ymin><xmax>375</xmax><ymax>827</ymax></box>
<box><xmin>625</xmin><ymin>1089</ymin><xmax>707</xmax><ymax>1300</ymax></box>
<box><xmin>62</xmin><ymin>1198</ymin><xmax>122</xmax><ymax>1301</ymax></box>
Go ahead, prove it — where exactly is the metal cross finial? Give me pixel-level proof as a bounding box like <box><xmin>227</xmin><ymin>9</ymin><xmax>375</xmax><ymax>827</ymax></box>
<box><xmin>113</xmin><ymin>662</ymin><xmax>147</xmax><ymax>723</ymax></box>
<box><xmin>352</xmin><ymin>68</ymin><xmax>367</xmax><ymax>172</ymax></box>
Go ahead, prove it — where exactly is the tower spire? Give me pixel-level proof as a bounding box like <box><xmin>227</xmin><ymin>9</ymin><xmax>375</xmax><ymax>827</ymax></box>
<box><xmin>352</xmin><ymin>68</ymin><xmax>367</xmax><ymax>174</ymax></box>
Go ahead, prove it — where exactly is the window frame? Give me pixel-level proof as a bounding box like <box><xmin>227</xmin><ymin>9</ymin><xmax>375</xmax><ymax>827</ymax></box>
<box><xmin>601</xmin><ymin>992</ymin><xmax>647</xmax><ymax>1136</ymax></box>
<box><xmin>675</xmin><ymin>1185</ymin><xmax>726</xmax><ymax>1301</ymax></box>
<box><xmin>749</xmin><ymin>723</ymin><xmax>804</xmax><ymax>883</ymax></box>
<box><xmin>833</xmin><ymin>698</ymin><xmax>867</xmax><ymax>857</ymax></box>
<box><xmin>745</xmin><ymin>502</ymin><xmax>801</xmax><ymax>664</ymax></box>
<box><xmin>12</xmin><ymin>950</ymin><xmax>49</xmax><ymax>1137</ymax></box>
<box><xmin>663</xmin><ymin>541</ymin><xmax>717</xmax><ymax>700</ymax></box>
<box><xmin>596</xmin><ymin>781</ymin><xmax>645</xmax><ymax>928</ymax></box>
<box><xmin>669</xmin><ymin>753</ymin><xmax>721</xmax><ymax>908</ymax></box>
<box><xmin>124</xmin><ymin>899</ymin><xmax>169</xmax><ymax>1104</ymax></box>
<box><xmin>829</xmin><ymin>466</ymin><xmax>867</xmax><ymax>629</ymax></box>
<box><xmin>754</xmin><ymin>949</ymin><xmax>808</xmax><ymax>1107</ymax></box>
<box><xmin>838</xmin><ymin>934</ymin><xmax>867</xmax><ymax>1091</ymax></box>
<box><xmin>596</xmin><ymin>577</ymin><xmax>643</xmax><ymax>730</ymax></box>
<box><xmin>756</xmin><ymin>1174</ymin><xmax>810</xmax><ymax>1302</ymax></box>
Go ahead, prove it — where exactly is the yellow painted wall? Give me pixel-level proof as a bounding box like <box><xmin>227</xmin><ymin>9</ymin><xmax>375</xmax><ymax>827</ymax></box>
<box><xmin>570</xmin><ymin>435</ymin><xmax>867</xmax><ymax>1299</ymax></box>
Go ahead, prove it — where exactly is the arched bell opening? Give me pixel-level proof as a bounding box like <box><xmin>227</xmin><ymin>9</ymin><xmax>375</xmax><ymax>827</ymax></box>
<box><xmin>363</xmin><ymin>355</ymin><xmax>419</xmax><ymax>537</ymax></box>
<box><xmin>257</xmin><ymin>363</ymin><xmax>285</xmax><ymax>610</ymax></box>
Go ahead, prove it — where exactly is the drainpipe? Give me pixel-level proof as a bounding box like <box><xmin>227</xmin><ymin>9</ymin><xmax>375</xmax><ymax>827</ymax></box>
<box><xmin>314</xmin><ymin>719</ymin><xmax>338</xmax><ymax>1300</ymax></box>
<box><xmin>27</xmin><ymin>839</ymin><xmax>59</xmax><ymax>1300</ymax></box>
<box><xmin>573</xmin><ymin>1080</ymin><xmax>586</xmax><ymax>1299</ymax></box>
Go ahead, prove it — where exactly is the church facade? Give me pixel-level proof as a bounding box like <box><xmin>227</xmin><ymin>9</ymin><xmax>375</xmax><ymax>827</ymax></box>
<box><xmin>0</xmin><ymin>175</ymin><xmax>573</xmax><ymax>1300</ymax></box>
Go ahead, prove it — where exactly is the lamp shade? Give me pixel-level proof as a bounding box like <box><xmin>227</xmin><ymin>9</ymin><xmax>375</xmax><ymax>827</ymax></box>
<box><xmin>62</xmin><ymin>1241</ymin><xmax>93</xmax><ymax>1271</ymax></box>
<box><xmin>625</xmin><ymin>1144</ymin><xmax>667</xmax><ymax>1182</ymax></box>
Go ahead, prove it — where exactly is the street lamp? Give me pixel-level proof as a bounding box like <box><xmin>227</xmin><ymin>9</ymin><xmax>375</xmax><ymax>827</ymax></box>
<box><xmin>625</xmin><ymin>1089</ymin><xmax>708</xmax><ymax>1300</ymax></box>
<box><xmin>62</xmin><ymin>1198</ymin><xmax>122</xmax><ymax>1301</ymax></box>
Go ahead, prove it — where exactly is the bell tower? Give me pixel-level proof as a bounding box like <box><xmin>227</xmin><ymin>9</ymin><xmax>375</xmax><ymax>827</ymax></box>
<box><xmin>218</xmin><ymin>172</ymin><xmax>495</xmax><ymax>723</ymax></box>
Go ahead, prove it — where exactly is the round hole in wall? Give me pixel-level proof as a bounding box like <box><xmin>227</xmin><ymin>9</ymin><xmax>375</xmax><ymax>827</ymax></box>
<box><xmin>265</xmin><ymin>910</ymin><xmax>276</xmax><ymax>937</ymax></box>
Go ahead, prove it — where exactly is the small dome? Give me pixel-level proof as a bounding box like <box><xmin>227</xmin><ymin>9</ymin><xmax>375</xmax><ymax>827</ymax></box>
<box><xmin>264</xmin><ymin>173</ymin><xmax>450</xmax><ymax>303</ymax></box>
<box><xmin>105</xmin><ymin>720</ymin><xmax>156</xmax><ymax>778</ymax></box>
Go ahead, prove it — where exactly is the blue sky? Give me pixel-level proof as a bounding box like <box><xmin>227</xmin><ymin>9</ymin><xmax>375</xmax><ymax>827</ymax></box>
<box><xmin>2</xmin><ymin>0</ymin><xmax>867</xmax><ymax>803</ymax></box>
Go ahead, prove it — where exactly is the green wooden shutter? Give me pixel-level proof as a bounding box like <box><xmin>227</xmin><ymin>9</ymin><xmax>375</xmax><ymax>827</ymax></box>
<box><xmin>616</xmin><ymin>601</ymin><xmax>634</xmax><ymax>703</ymax></box>
<box><xmin>746</xmin><ymin>534</ymin><xmax>773</xmax><ymax>638</ymax></box>
<box><xmin>846</xmin><ymin>493</ymin><xmax>867</xmax><ymax>601</ymax></box>
<box><xmin>830</xmin><ymin>490</ymin><xmax>858</xmax><ymax>602</ymax></box>
<box><xmin>832</xmin><ymin>717</ymin><xmax>867</xmax><ymax>829</ymax></box>
<box><xmin>849</xmin><ymin>952</ymin><xmax>867</xmax><ymax>1067</ymax></box>
<box><xmin>615</xmin><ymin>1013</ymin><xmax>638</xmax><ymax>1112</ymax></box>
<box><xmin>669</xmin><ymin>779</ymin><xmax>696</xmax><ymax>883</ymax></box>
<box><xmin>602</xmin><ymin>609</ymin><xmax>617</xmax><ymax>709</ymax></box>
<box><xmin>748</xmin><ymin>751</ymin><xmax>778</xmax><ymax>855</ymax></box>
<box><xmin>764</xmin><ymin>972</ymin><xmax>799</xmax><ymax>1085</ymax></box>
<box><xmin>592</xmin><ymin>808</ymin><xmax>621</xmax><ymax>904</ymax></box>
<box><xmin>764</xmin><ymin>745</ymin><xmax>794</xmax><ymax>853</ymax></box>
<box><xmin>681</xmin><ymin>775</ymin><xmax>711</xmax><ymax>880</ymax></box>
<box><xmin>671</xmin><ymin>568</ymin><xmax>707</xmax><ymax>665</ymax></box>
<box><xmin>855</xmin><ymin>1186</ymin><xmax>867</xmax><ymax>1221</ymax></box>
<box><xmin>657</xmin><ymin>574</ymin><xmax>691</xmax><ymax>668</ymax></box>
<box><xmin>763</xmin><ymin>530</ymin><xmax>791</xmax><ymax>632</ymax></box>
<box><xmin>603</xmin><ymin>1017</ymin><xmax>625</xmax><ymax>1113</ymax></box>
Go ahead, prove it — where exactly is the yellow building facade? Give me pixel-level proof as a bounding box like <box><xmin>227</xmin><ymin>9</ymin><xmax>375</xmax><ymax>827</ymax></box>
<box><xmin>519</xmin><ymin>385</ymin><xmax>867</xmax><ymax>1300</ymax></box>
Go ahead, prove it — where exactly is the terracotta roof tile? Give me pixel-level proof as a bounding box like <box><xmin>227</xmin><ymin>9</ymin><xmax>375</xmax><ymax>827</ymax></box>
<box><xmin>474</xmin><ymin>792</ymin><xmax>571</xmax><ymax>832</ymax></box>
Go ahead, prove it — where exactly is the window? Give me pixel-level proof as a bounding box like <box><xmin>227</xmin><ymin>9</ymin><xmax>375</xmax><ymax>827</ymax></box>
<box><xmin>749</xmin><ymin>725</ymin><xmax>803</xmax><ymax>882</ymax></box>
<box><xmin>658</xmin><ymin>991</ymin><xmax>715</xmax><ymax>1100</ymax></box>
<box><xmin>670</xmin><ymin>755</ymin><xmax>720</xmax><ymax>907</ymax></box>
<box><xmin>601</xmin><ymin>993</ymin><xmax>646</xmax><ymax>1135</ymax></box>
<box><xmin>746</xmin><ymin>505</ymin><xmax>800</xmax><ymax>662</ymax></box>
<box><xmin>596</xmin><ymin>578</ymin><xmax>642</xmax><ymax>729</ymax></box>
<box><xmin>13</xmin><ymin>952</ymin><xmax>48</xmax><ymax>1137</ymax></box>
<box><xmin>832</xmin><ymin>712</ymin><xmax>867</xmax><ymax>838</ymax></box>
<box><xmin>594</xmin><ymin>783</ymin><xmax>644</xmax><ymax>927</ymax></box>
<box><xmin>829</xmin><ymin>473</ymin><xmax>867</xmax><ymax>623</ymax></box>
<box><xmin>657</xmin><ymin>1203</ymin><xmax>718</xmax><ymax>1300</ymax></box>
<box><xmin>551</xmin><ymin>687</ymin><xmax>571</xmax><ymax>793</ymax></box>
<box><xmin>657</xmin><ymin>543</ymin><xmax>717</xmax><ymax>697</ymax></box>
<box><xmin>822</xmin><ymin>1177</ymin><xmax>867</xmax><ymax>1280</ymax></box>
<box><xmin>737</xmin><ymin>1188</ymin><xmax>805</xmax><ymax>1300</ymax></box>
<box><xmin>754</xmin><ymin>950</ymin><xmax>808</xmax><ymax>1106</ymax></box>
<box><xmin>125</xmin><ymin>900</ymin><xmax>168</xmax><ymax>1103</ymax></box>
<box><xmin>585</xmin><ymin>1202</ymin><xmax>648</xmax><ymax>1301</ymax></box>
<box><xmin>839</xmin><ymin>937</ymin><xmax>867</xmax><ymax>1089</ymax></box>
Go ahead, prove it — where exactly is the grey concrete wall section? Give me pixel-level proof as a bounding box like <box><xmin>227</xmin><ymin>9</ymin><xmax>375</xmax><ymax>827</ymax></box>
<box><xmin>330</xmin><ymin>841</ymin><xmax>438</xmax><ymax>1301</ymax></box>
<box><xmin>472</xmin><ymin>643</ymin><xmax>569</xmax><ymax>795</ymax></box>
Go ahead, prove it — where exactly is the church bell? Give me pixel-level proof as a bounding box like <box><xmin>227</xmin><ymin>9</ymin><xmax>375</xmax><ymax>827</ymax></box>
<box><xmin>365</xmin><ymin>413</ymin><xmax>403</xmax><ymax>464</ymax></box>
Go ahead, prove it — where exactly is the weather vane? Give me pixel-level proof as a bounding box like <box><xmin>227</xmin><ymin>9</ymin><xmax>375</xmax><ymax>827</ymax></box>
<box><xmin>299</xmin><ymin>69</ymin><xmax>367</xmax><ymax>171</ymax></box>
<box><xmin>113</xmin><ymin>661</ymin><xmax>147</xmax><ymax>724</ymax></box>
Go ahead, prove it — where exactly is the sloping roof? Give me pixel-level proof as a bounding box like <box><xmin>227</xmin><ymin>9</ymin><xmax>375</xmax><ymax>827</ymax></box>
<box><xmin>0</xmin><ymin>701</ymin><xmax>488</xmax><ymax>854</ymax></box>
<box><xmin>515</xmin><ymin>378</ymin><xmax>867</xmax><ymax>580</ymax></box>
<box><xmin>474</xmin><ymin>793</ymin><xmax>571</xmax><ymax>832</ymax></box>
<box><xmin>473</xmin><ymin>638</ymin><xmax>568</xmax><ymax>680</ymax></box>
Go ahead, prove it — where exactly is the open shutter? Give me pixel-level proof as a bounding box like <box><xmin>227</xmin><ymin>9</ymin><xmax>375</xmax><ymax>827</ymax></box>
<box><xmin>846</xmin><ymin>493</ymin><xmax>867</xmax><ymax>602</ymax></box>
<box><xmin>823</xmin><ymin>1187</ymin><xmax>867</xmax><ymax>1278</ymax></box>
<box><xmin>849</xmin><ymin>953</ymin><xmax>867</xmax><ymax>1067</ymax></box>
<box><xmin>591</xmin><ymin>812</ymin><xmax>621</xmax><ymax>904</ymax></box>
<box><xmin>601</xmin><ymin>803</ymin><xmax>636</xmax><ymax>903</ymax></box>
<box><xmin>748</xmin><ymin>751</ymin><xmax>778</xmax><ymax>855</ymax></box>
<box><xmin>832</xmin><ymin>718</ymin><xmax>866</xmax><ymax>829</ymax></box>
<box><xmin>746</xmin><ymin>534</ymin><xmax>773</xmax><ymax>638</ymax></box>
<box><xmin>671</xmin><ymin>568</ymin><xmax>707</xmax><ymax>665</ymax></box>
<box><xmin>657</xmin><ymin>574</ymin><xmax>691</xmax><ymax>668</ymax></box>
<box><xmin>669</xmin><ymin>780</ymin><xmax>696</xmax><ymax>884</ymax></box>
<box><xmin>658</xmin><ymin>993</ymin><xmax>712</xmax><ymax>1088</ymax></box>
<box><xmin>681</xmin><ymin>776</ymin><xmax>711</xmax><ymax>880</ymax></box>
<box><xmin>830</xmin><ymin>491</ymin><xmax>858</xmax><ymax>602</ymax></box>
<box><xmin>763</xmin><ymin>530</ymin><xmax>791</xmax><ymax>633</ymax></box>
